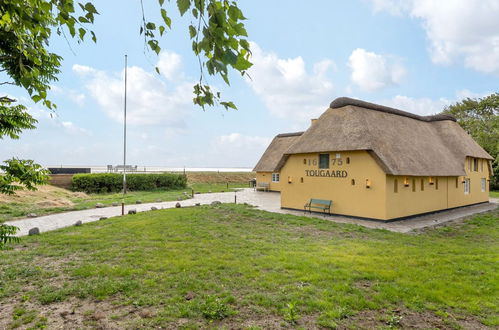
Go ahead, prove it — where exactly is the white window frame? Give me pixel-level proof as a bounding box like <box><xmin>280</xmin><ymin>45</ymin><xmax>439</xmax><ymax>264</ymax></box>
<box><xmin>481</xmin><ymin>178</ymin><xmax>486</xmax><ymax>192</ymax></box>
<box><xmin>272</xmin><ymin>173</ymin><xmax>280</xmax><ymax>183</ymax></box>
<box><xmin>464</xmin><ymin>178</ymin><xmax>470</xmax><ymax>194</ymax></box>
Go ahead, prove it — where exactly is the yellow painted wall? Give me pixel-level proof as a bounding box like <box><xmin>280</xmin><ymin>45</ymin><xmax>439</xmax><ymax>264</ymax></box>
<box><xmin>256</xmin><ymin>172</ymin><xmax>282</xmax><ymax>191</ymax></box>
<box><xmin>279</xmin><ymin>151</ymin><xmax>387</xmax><ymax>219</ymax></box>
<box><xmin>447</xmin><ymin>157</ymin><xmax>490</xmax><ymax>208</ymax></box>
<box><xmin>279</xmin><ymin>152</ymin><xmax>490</xmax><ymax>220</ymax></box>
<box><xmin>385</xmin><ymin>159</ymin><xmax>489</xmax><ymax>219</ymax></box>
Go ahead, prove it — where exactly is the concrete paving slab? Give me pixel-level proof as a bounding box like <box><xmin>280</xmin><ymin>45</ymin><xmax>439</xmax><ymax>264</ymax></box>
<box><xmin>5</xmin><ymin>189</ymin><xmax>498</xmax><ymax>236</ymax></box>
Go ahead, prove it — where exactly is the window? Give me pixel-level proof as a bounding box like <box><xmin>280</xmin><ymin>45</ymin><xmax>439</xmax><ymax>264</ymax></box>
<box><xmin>464</xmin><ymin>178</ymin><xmax>470</xmax><ymax>194</ymax></box>
<box><xmin>473</xmin><ymin>158</ymin><xmax>479</xmax><ymax>172</ymax></box>
<box><xmin>481</xmin><ymin>159</ymin><xmax>484</xmax><ymax>172</ymax></box>
<box><xmin>412</xmin><ymin>179</ymin><xmax>416</xmax><ymax>192</ymax></box>
<box><xmin>421</xmin><ymin>179</ymin><xmax>424</xmax><ymax>191</ymax></box>
<box><xmin>271</xmin><ymin>173</ymin><xmax>280</xmax><ymax>182</ymax></box>
<box><xmin>394</xmin><ymin>179</ymin><xmax>398</xmax><ymax>193</ymax></box>
<box><xmin>468</xmin><ymin>158</ymin><xmax>472</xmax><ymax>171</ymax></box>
<box><xmin>481</xmin><ymin>178</ymin><xmax>486</xmax><ymax>192</ymax></box>
<box><xmin>319</xmin><ymin>154</ymin><xmax>330</xmax><ymax>169</ymax></box>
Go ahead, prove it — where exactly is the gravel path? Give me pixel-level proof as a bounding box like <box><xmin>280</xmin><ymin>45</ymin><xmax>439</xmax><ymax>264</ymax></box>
<box><xmin>5</xmin><ymin>189</ymin><xmax>498</xmax><ymax>236</ymax></box>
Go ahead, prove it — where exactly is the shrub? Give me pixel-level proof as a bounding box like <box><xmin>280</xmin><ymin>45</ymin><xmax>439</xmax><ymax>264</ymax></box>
<box><xmin>71</xmin><ymin>173</ymin><xmax>187</xmax><ymax>193</ymax></box>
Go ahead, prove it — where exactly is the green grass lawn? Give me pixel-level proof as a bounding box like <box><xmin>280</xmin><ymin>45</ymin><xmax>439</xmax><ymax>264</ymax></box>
<box><xmin>490</xmin><ymin>191</ymin><xmax>499</xmax><ymax>198</ymax></box>
<box><xmin>0</xmin><ymin>183</ymin><xmax>248</xmax><ymax>223</ymax></box>
<box><xmin>0</xmin><ymin>205</ymin><xmax>497</xmax><ymax>329</ymax></box>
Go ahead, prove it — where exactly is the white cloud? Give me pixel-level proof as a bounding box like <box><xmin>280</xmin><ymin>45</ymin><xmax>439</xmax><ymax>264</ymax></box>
<box><xmin>245</xmin><ymin>42</ymin><xmax>335</xmax><ymax>122</ymax></box>
<box><xmin>348</xmin><ymin>48</ymin><xmax>406</xmax><ymax>92</ymax></box>
<box><xmin>72</xmin><ymin>51</ymin><xmax>193</xmax><ymax>126</ymax></box>
<box><xmin>379</xmin><ymin>95</ymin><xmax>452</xmax><ymax>116</ymax></box>
<box><xmin>210</xmin><ymin>133</ymin><xmax>272</xmax><ymax>167</ymax></box>
<box><xmin>370</xmin><ymin>0</ymin><xmax>499</xmax><ymax>75</ymax></box>
<box><xmin>60</xmin><ymin>121</ymin><xmax>91</xmax><ymax>135</ymax></box>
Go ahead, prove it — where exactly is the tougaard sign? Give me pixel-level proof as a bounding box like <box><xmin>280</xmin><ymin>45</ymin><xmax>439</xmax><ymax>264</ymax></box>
<box><xmin>305</xmin><ymin>169</ymin><xmax>348</xmax><ymax>178</ymax></box>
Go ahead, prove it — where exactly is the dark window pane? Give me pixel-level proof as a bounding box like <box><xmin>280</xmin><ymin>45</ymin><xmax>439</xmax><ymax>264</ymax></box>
<box><xmin>319</xmin><ymin>154</ymin><xmax>329</xmax><ymax>169</ymax></box>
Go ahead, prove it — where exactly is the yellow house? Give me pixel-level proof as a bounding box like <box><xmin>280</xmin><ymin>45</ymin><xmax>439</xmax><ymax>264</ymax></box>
<box><xmin>254</xmin><ymin>97</ymin><xmax>493</xmax><ymax>221</ymax></box>
<box><xmin>253</xmin><ymin>132</ymin><xmax>303</xmax><ymax>191</ymax></box>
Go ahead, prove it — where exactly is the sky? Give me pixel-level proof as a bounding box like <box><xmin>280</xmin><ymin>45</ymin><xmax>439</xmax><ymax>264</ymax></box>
<box><xmin>2</xmin><ymin>0</ymin><xmax>499</xmax><ymax>169</ymax></box>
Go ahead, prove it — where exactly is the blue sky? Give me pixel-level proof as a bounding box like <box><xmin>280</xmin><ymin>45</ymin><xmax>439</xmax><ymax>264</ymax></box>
<box><xmin>3</xmin><ymin>0</ymin><xmax>499</xmax><ymax>168</ymax></box>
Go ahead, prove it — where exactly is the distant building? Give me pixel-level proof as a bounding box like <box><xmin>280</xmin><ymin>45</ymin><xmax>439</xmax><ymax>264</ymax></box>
<box><xmin>254</xmin><ymin>97</ymin><xmax>493</xmax><ymax>221</ymax></box>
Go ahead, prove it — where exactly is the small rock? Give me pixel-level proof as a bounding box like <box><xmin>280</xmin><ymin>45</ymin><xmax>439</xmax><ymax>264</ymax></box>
<box><xmin>139</xmin><ymin>310</ymin><xmax>154</xmax><ymax>318</ymax></box>
<box><xmin>60</xmin><ymin>311</ymin><xmax>69</xmax><ymax>318</ymax></box>
<box><xmin>95</xmin><ymin>203</ymin><xmax>105</xmax><ymax>208</ymax></box>
<box><xmin>208</xmin><ymin>190</ymin><xmax>212</xmax><ymax>193</ymax></box>
<box><xmin>74</xmin><ymin>220</ymin><xmax>82</xmax><ymax>226</ymax></box>
<box><xmin>128</xmin><ymin>209</ymin><xmax>137</xmax><ymax>215</ymax></box>
<box><xmin>175</xmin><ymin>202</ymin><xmax>181</xmax><ymax>208</ymax></box>
<box><xmin>91</xmin><ymin>311</ymin><xmax>106</xmax><ymax>321</ymax></box>
<box><xmin>177</xmin><ymin>197</ymin><xmax>182</xmax><ymax>201</ymax></box>
<box><xmin>156</xmin><ymin>199</ymin><xmax>162</xmax><ymax>203</ymax></box>
<box><xmin>183</xmin><ymin>192</ymin><xmax>188</xmax><ymax>195</ymax></box>
<box><xmin>185</xmin><ymin>292</ymin><xmax>195</xmax><ymax>300</ymax></box>
<box><xmin>195</xmin><ymin>192</ymin><xmax>200</xmax><ymax>194</ymax></box>
<box><xmin>27</xmin><ymin>213</ymin><xmax>37</xmax><ymax>218</ymax></box>
<box><xmin>136</xmin><ymin>200</ymin><xmax>142</xmax><ymax>204</ymax></box>
<box><xmin>221</xmin><ymin>190</ymin><xmax>225</xmax><ymax>192</ymax></box>
<box><xmin>211</xmin><ymin>201</ymin><xmax>222</xmax><ymax>206</ymax></box>
<box><xmin>99</xmin><ymin>216</ymin><xmax>108</xmax><ymax>220</ymax></box>
<box><xmin>151</xmin><ymin>206</ymin><xmax>158</xmax><ymax>211</ymax></box>
<box><xmin>112</xmin><ymin>202</ymin><xmax>119</xmax><ymax>206</ymax></box>
<box><xmin>28</xmin><ymin>227</ymin><xmax>40</xmax><ymax>236</ymax></box>
<box><xmin>195</xmin><ymin>203</ymin><xmax>201</xmax><ymax>206</ymax></box>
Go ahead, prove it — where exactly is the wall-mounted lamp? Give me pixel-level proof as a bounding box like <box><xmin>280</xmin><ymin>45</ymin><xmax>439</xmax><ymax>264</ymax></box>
<box><xmin>288</xmin><ymin>176</ymin><xmax>292</xmax><ymax>184</ymax></box>
<box><xmin>462</xmin><ymin>176</ymin><xmax>466</xmax><ymax>183</ymax></box>
<box><xmin>429</xmin><ymin>177</ymin><xmax>434</xmax><ymax>185</ymax></box>
<box><xmin>404</xmin><ymin>177</ymin><xmax>409</xmax><ymax>187</ymax></box>
<box><xmin>365</xmin><ymin>179</ymin><xmax>371</xmax><ymax>189</ymax></box>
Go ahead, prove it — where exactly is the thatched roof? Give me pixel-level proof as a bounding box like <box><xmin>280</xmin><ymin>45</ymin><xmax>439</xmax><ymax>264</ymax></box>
<box><xmin>253</xmin><ymin>132</ymin><xmax>303</xmax><ymax>172</ymax></box>
<box><xmin>283</xmin><ymin>97</ymin><xmax>492</xmax><ymax>176</ymax></box>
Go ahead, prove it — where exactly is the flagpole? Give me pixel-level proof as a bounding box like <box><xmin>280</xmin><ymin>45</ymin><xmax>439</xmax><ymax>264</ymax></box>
<box><xmin>122</xmin><ymin>54</ymin><xmax>128</xmax><ymax>216</ymax></box>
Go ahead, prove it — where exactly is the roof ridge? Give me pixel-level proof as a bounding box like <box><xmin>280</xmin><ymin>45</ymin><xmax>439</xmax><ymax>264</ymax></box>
<box><xmin>329</xmin><ymin>97</ymin><xmax>456</xmax><ymax>122</ymax></box>
<box><xmin>276</xmin><ymin>131</ymin><xmax>304</xmax><ymax>137</ymax></box>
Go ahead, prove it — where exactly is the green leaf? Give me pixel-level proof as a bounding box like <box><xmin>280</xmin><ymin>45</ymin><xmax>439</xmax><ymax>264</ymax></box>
<box><xmin>160</xmin><ymin>9</ymin><xmax>171</xmax><ymax>28</ymax></box>
<box><xmin>189</xmin><ymin>25</ymin><xmax>197</xmax><ymax>39</ymax></box>
<box><xmin>177</xmin><ymin>0</ymin><xmax>191</xmax><ymax>16</ymax></box>
<box><xmin>78</xmin><ymin>27</ymin><xmax>86</xmax><ymax>40</ymax></box>
<box><xmin>146</xmin><ymin>22</ymin><xmax>156</xmax><ymax>30</ymax></box>
<box><xmin>220</xmin><ymin>101</ymin><xmax>237</xmax><ymax>110</ymax></box>
<box><xmin>158</xmin><ymin>0</ymin><xmax>165</xmax><ymax>5</ymax></box>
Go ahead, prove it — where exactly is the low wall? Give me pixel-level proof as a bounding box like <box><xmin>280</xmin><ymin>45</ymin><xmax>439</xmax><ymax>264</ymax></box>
<box><xmin>49</xmin><ymin>174</ymin><xmax>73</xmax><ymax>189</ymax></box>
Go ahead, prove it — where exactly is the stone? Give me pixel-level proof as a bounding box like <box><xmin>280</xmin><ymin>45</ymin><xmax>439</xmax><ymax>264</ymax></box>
<box><xmin>27</xmin><ymin>213</ymin><xmax>37</xmax><ymax>218</ymax></box>
<box><xmin>74</xmin><ymin>220</ymin><xmax>82</xmax><ymax>226</ymax></box>
<box><xmin>139</xmin><ymin>310</ymin><xmax>154</xmax><ymax>318</ymax></box>
<box><xmin>175</xmin><ymin>202</ymin><xmax>181</xmax><ymax>208</ymax></box>
<box><xmin>99</xmin><ymin>216</ymin><xmax>108</xmax><ymax>220</ymax></box>
<box><xmin>28</xmin><ymin>227</ymin><xmax>40</xmax><ymax>236</ymax></box>
<box><xmin>208</xmin><ymin>190</ymin><xmax>212</xmax><ymax>193</ymax></box>
<box><xmin>156</xmin><ymin>199</ymin><xmax>162</xmax><ymax>203</ymax></box>
<box><xmin>128</xmin><ymin>209</ymin><xmax>137</xmax><ymax>215</ymax></box>
<box><xmin>195</xmin><ymin>203</ymin><xmax>201</xmax><ymax>206</ymax></box>
<box><xmin>211</xmin><ymin>201</ymin><xmax>222</xmax><ymax>206</ymax></box>
<box><xmin>177</xmin><ymin>197</ymin><xmax>182</xmax><ymax>201</ymax></box>
<box><xmin>183</xmin><ymin>192</ymin><xmax>188</xmax><ymax>195</ymax></box>
<box><xmin>195</xmin><ymin>192</ymin><xmax>200</xmax><ymax>194</ymax></box>
<box><xmin>151</xmin><ymin>206</ymin><xmax>158</xmax><ymax>211</ymax></box>
<box><xmin>95</xmin><ymin>203</ymin><xmax>105</xmax><ymax>208</ymax></box>
<box><xmin>136</xmin><ymin>200</ymin><xmax>142</xmax><ymax>204</ymax></box>
<box><xmin>112</xmin><ymin>202</ymin><xmax>119</xmax><ymax>206</ymax></box>
<box><xmin>184</xmin><ymin>292</ymin><xmax>195</xmax><ymax>300</ymax></box>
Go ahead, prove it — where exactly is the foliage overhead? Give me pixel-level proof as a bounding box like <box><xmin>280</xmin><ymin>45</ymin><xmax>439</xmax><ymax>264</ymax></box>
<box><xmin>0</xmin><ymin>223</ymin><xmax>19</xmax><ymax>249</ymax></box>
<box><xmin>141</xmin><ymin>0</ymin><xmax>252</xmax><ymax>110</ymax></box>
<box><xmin>0</xmin><ymin>158</ymin><xmax>49</xmax><ymax>195</ymax></box>
<box><xmin>443</xmin><ymin>93</ymin><xmax>499</xmax><ymax>189</ymax></box>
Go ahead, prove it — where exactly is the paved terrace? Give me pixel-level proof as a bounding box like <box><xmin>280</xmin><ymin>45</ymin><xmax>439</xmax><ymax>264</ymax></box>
<box><xmin>5</xmin><ymin>189</ymin><xmax>498</xmax><ymax>236</ymax></box>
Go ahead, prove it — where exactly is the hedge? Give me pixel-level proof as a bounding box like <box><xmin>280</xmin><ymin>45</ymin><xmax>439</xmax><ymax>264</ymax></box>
<box><xmin>71</xmin><ymin>173</ymin><xmax>187</xmax><ymax>193</ymax></box>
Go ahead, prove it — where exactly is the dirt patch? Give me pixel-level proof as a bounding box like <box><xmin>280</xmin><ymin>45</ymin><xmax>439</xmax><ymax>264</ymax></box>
<box><xmin>0</xmin><ymin>185</ymin><xmax>87</xmax><ymax>207</ymax></box>
<box><xmin>187</xmin><ymin>172</ymin><xmax>255</xmax><ymax>184</ymax></box>
<box><xmin>337</xmin><ymin>307</ymin><xmax>489</xmax><ymax>329</ymax></box>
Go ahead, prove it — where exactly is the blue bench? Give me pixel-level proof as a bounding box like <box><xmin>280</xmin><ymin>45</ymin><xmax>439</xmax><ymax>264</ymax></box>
<box><xmin>304</xmin><ymin>199</ymin><xmax>332</xmax><ymax>215</ymax></box>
